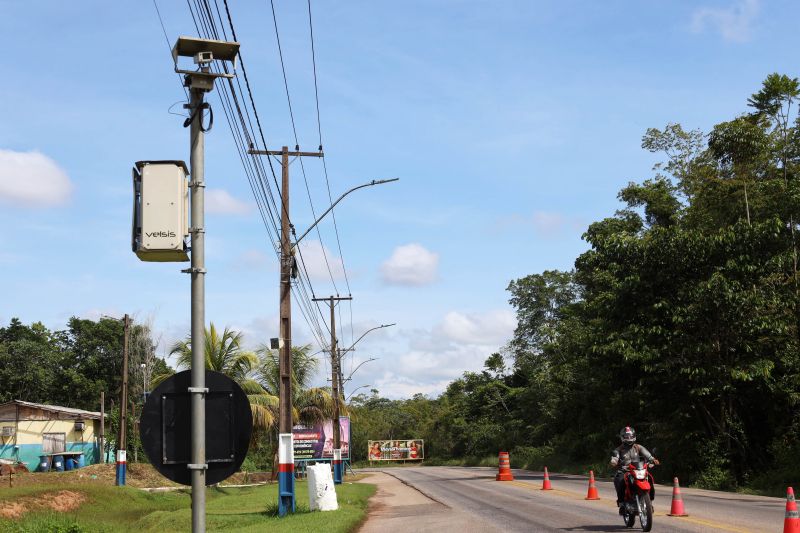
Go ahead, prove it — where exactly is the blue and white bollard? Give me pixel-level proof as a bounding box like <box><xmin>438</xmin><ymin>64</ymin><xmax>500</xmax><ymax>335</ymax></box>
<box><xmin>333</xmin><ymin>448</ymin><xmax>343</xmax><ymax>485</ymax></box>
<box><xmin>115</xmin><ymin>449</ymin><xmax>126</xmax><ymax>486</ymax></box>
<box><xmin>278</xmin><ymin>434</ymin><xmax>295</xmax><ymax>516</ymax></box>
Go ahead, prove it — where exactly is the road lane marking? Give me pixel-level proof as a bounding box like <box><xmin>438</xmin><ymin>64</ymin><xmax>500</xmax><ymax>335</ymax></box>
<box><xmin>496</xmin><ymin>479</ymin><xmax>763</xmax><ymax>533</ymax></box>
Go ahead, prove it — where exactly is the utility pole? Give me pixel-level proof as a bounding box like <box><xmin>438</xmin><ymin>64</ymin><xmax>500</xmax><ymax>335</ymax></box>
<box><xmin>248</xmin><ymin>145</ymin><xmax>323</xmax><ymax>515</ymax></box>
<box><xmin>116</xmin><ymin>314</ymin><xmax>130</xmax><ymax>486</ymax></box>
<box><xmin>246</xmin><ymin>146</ymin><xmax>397</xmax><ymax>513</ymax></box>
<box><xmin>100</xmin><ymin>391</ymin><xmax>105</xmax><ymax>464</ymax></box>
<box><xmin>312</xmin><ymin>295</ymin><xmax>352</xmax><ymax>484</ymax></box>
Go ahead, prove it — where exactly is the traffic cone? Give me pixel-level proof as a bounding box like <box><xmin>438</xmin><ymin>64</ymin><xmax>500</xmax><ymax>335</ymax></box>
<box><xmin>784</xmin><ymin>487</ymin><xmax>800</xmax><ymax>533</ymax></box>
<box><xmin>495</xmin><ymin>451</ymin><xmax>514</xmax><ymax>481</ymax></box>
<box><xmin>542</xmin><ymin>466</ymin><xmax>553</xmax><ymax>490</ymax></box>
<box><xmin>667</xmin><ymin>477</ymin><xmax>688</xmax><ymax>517</ymax></box>
<box><xmin>585</xmin><ymin>470</ymin><xmax>600</xmax><ymax>500</ymax></box>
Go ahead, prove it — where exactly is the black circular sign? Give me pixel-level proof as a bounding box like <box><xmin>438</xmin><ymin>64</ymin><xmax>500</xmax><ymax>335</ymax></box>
<box><xmin>139</xmin><ymin>370</ymin><xmax>253</xmax><ymax>486</ymax></box>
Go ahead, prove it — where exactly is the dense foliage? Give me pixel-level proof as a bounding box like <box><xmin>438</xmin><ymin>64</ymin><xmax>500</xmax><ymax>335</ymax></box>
<box><xmin>351</xmin><ymin>74</ymin><xmax>800</xmax><ymax>491</ymax></box>
<box><xmin>0</xmin><ymin>316</ymin><xmax>171</xmax><ymax>460</ymax></box>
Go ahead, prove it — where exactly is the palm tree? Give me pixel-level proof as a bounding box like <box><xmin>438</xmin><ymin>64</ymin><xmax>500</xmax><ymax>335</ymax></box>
<box><xmin>255</xmin><ymin>344</ymin><xmax>341</xmax><ymax>478</ymax></box>
<box><xmin>255</xmin><ymin>344</ymin><xmax>342</xmax><ymax>426</ymax></box>
<box><xmin>163</xmin><ymin>323</ymin><xmax>277</xmax><ymax>431</ymax></box>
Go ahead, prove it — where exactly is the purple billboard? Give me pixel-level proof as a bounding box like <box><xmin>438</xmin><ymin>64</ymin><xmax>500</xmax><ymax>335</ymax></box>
<box><xmin>292</xmin><ymin>417</ymin><xmax>350</xmax><ymax>461</ymax></box>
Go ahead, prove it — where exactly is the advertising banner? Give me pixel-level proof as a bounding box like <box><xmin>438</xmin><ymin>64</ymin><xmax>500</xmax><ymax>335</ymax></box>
<box><xmin>367</xmin><ymin>439</ymin><xmax>424</xmax><ymax>461</ymax></box>
<box><xmin>292</xmin><ymin>417</ymin><xmax>350</xmax><ymax>461</ymax></box>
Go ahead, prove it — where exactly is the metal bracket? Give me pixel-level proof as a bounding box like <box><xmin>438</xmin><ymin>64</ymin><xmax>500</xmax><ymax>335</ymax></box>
<box><xmin>181</xmin><ymin>268</ymin><xmax>207</xmax><ymax>274</ymax></box>
<box><xmin>187</xmin><ymin>463</ymin><xmax>208</xmax><ymax>470</ymax></box>
<box><xmin>188</xmin><ymin>227</ymin><xmax>205</xmax><ymax>234</ymax></box>
<box><xmin>187</xmin><ymin>387</ymin><xmax>209</xmax><ymax>394</ymax></box>
<box><xmin>188</xmin><ymin>181</ymin><xmax>206</xmax><ymax>188</ymax></box>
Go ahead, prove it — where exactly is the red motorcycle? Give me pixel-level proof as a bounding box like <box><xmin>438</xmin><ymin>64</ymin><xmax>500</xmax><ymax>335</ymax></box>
<box><xmin>620</xmin><ymin>459</ymin><xmax>656</xmax><ymax>531</ymax></box>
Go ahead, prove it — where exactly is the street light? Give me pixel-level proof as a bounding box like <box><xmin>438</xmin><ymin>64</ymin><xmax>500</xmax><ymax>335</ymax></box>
<box><xmin>338</xmin><ymin>323</ymin><xmax>394</xmax><ymax>397</ymax></box>
<box><xmin>339</xmin><ymin>323</ymin><xmax>396</xmax><ymax>356</ymax></box>
<box><xmin>345</xmin><ymin>385</ymin><xmax>371</xmax><ymax>401</ymax></box>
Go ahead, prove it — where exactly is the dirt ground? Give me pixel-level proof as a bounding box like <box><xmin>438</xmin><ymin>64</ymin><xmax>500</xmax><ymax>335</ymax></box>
<box><xmin>0</xmin><ymin>463</ymin><xmax>277</xmax><ymax>490</ymax></box>
<box><xmin>0</xmin><ymin>463</ymin><xmax>181</xmax><ymax>490</ymax></box>
<box><xmin>0</xmin><ymin>490</ymin><xmax>85</xmax><ymax>519</ymax></box>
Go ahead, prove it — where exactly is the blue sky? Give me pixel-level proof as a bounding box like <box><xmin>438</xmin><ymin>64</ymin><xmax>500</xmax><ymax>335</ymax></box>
<box><xmin>1</xmin><ymin>0</ymin><xmax>796</xmax><ymax>398</ymax></box>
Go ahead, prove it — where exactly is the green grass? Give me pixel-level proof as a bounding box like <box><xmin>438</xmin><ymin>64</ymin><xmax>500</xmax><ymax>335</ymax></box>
<box><xmin>0</xmin><ymin>480</ymin><xmax>375</xmax><ymax>533</ymax></box>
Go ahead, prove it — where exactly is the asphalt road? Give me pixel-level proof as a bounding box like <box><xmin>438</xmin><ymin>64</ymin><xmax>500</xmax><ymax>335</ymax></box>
<box><xmin>366</xmin><ymin>466</ymin><xmax>785</xmax><ymax>532</ymax></box>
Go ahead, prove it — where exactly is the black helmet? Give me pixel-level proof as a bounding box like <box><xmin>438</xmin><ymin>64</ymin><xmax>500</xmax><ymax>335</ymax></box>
<box><xmin>620</xmin><ymin>426</ymin><xmax>636</xmax><ymax>445</ymax></box>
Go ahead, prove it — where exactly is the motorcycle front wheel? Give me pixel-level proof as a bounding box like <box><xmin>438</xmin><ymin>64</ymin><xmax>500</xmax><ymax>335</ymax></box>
<box><xmin>622</xmin><ymin>507</ymin><xmax>635</xmax><ymax>528</ymax></box>
<box><xmin>636</xmin><ymin>493</ymin><xmax>653</xmax><ymax>532</ymax></box>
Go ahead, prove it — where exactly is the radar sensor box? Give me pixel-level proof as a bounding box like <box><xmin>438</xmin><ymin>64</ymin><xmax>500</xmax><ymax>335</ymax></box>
<box><xmin>132</xmin><ymin>161</ymin><xmax>189</xmax><ymax>262</ymax></box>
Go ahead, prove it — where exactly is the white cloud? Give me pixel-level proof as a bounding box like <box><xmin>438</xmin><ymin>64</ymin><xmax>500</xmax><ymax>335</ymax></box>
<box><xmin>297</xmin><ymin>240</ymin><xmax>346</xmax><ymax>282</ymax></box>
<box><xmin>436</xmin><ymin>310</ymin><xmax>516</xmax><ymax>345</ymax></box>
<box><xmin>381</xmin><ymin>243</ymin><xmax>439</xmax><ymax>286</ymax></box>
<box><xmin>691</xmin><ymin>0</ymin><xmax>759</xmax><ymax>42</ymax></box>
<box><xmin>205</xmin><ymin>188</ymin><xmax>253</xmax><ymax>215</ymax></box>
<box><xmin>347</xmin><ymin>309</ymin><xmax>516</xmax><ymax>399</ymax></box>
<box><xmin>533</xmin><ymin>211</ymin><xmax>567</xmax><ymax>237</ymax></box>
<box><xmin>0</xmin><ymin>149</ymin><xmax>72</xmax><ymax>207</ymax></box>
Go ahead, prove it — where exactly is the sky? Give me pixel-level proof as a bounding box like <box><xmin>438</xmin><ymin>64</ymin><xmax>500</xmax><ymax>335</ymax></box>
<box><xmin>1</xmin><ymin>0</ymin><xmax>797</xmax><ymax>399</ymax></box>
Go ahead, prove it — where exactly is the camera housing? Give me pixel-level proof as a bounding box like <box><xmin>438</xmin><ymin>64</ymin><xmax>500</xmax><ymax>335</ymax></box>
<box><xmin>194</xmin><ymin>51</ymin><xmax>214</xmax><ymax>65</ymax></box>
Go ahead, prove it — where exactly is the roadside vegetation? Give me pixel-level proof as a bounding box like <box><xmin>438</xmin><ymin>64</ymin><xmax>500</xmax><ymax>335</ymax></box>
<box><xmin>350</xmin><ymin>74</ymin><xmax>800</xmax><ymax>497</ymax></box>
<box><xmin>0</xmin><ymin>479</ymin><xmax>374</xmax><ymax>532</ymax></box>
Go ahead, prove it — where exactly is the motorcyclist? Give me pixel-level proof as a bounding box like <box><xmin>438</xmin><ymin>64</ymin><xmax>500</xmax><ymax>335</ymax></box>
<box><xmin>609</xmin><ymin>426</ymin><xmax>659</xmax><ymax>511</ymax></box>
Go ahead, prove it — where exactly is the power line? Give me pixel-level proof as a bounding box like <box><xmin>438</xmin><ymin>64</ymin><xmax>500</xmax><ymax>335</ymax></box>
<box><xmin>306</xmin><ymin>0</ymin><xmax>353</xmax><ymax>298</ymax></box>
<box><xmin>182</xmin><ymin>0</ymin><xmax>333</xmax><ymax>354</ymax></box>
<box><xmin>268</xmin><ymin>0</ymin><xmax>340</xmax><ymax>294</ymax></box>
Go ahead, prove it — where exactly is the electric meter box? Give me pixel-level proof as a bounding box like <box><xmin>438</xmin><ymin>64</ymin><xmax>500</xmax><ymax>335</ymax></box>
<box><xmin>132</xmin><ymin>161</ymin><xmax>190</xmax><ymax>262</ymax></box>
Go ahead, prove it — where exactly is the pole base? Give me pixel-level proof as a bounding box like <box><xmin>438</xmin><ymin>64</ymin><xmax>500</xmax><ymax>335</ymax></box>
<box><xmin>333</xmin><ymin>461</ymin><xmax>343</xmax><ymax>485</ymax></box>
<box><xmin>115</xmin><ymin>462</ymin><xmax>127</xmax><ymax>486</ymax></box>
<box><xmin>278</xmin><ymin>467</ymin><xmax>295</xmax><ymax>516</ymax></box>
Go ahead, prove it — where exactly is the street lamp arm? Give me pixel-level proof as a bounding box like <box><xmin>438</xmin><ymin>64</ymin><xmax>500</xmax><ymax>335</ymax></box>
<box><xmin>346</xmin><ymin>385</ymin><xmax>371</xmax><ymax>401</ymax></box>
<box><xmin>341</xmin><ymin>323</ymin><xmax>396</xmax><ymax>354</ymax></box>
<box><xmin>344</xmin><ymin>357</ymin><xmax>378</xmax><ymax>383</ymax></box>
<box><xmin>292</xmin><ymin>178</ymin><xmax>399</xmax><ymax>248</ymax></box>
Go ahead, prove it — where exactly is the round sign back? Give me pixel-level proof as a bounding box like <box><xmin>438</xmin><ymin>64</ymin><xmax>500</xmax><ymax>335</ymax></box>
<box><xmin>139</xmin><ymin>370</ymin><xmax>253</xmax><ymax>486</ymax></box>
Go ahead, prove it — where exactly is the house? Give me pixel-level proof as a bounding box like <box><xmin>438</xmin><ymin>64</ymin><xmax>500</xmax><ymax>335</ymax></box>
<box><xmin>0</xmin><ymin>400</ymin><xmax>106</xmax><ymax>470</ymax></box>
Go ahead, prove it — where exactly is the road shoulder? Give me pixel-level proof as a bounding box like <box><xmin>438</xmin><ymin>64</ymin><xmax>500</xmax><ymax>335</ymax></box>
<box><xmin>356</xmin><ymin>471</ymin><xmax>495</xmax><ymax>532</ymax></box>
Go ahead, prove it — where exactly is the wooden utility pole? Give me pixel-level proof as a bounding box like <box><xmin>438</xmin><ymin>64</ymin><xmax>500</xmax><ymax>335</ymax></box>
<box><xmin>248</xmin><ymin>145</ymin><xmax>323</xmax><ymax>515</ymax></box>
<box><xmin>116</xmin><ymin>314</ymin><xmax>130</xmax><ymax>485</ymax></box>
<box><xmin>100</xmin><ymin>391</ymin><xmax>105</xmax><ymax>463</ymax></box>
<box><xmin>312</xmin><ymin>295</ymin><xmax>352</xmax><ymax>484</ymax></box>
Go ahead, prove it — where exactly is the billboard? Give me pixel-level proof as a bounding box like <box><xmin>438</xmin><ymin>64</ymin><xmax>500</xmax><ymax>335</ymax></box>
<box><xmin>292</xmin><ymin>417</ymin><xmax>350</xmax><ymax>461</ymax></box>
<box><xmin>368</xmin><ymin>439</ymin><xmax>424</xmax><ymax>461</ymax></box>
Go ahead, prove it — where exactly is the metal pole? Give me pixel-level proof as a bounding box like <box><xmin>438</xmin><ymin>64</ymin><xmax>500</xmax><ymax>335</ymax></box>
<box><xmin>116</xmin><ymin>314</ymin><xmax>129</xmax><ymax>486</ymax></box>
<box><xmin>100</xmin><ymin>391</ymin><xmax>105</xmax><ymax>464</ymax></box>
<box><xmin>278</xmin><ymin>146</ymin><xmax>295</xmax><ymax>516</ymax></box>
<box><xmin>189</xmin><ymin>86</ymin><xmax>207</xmax><ymax>532</ymax></box>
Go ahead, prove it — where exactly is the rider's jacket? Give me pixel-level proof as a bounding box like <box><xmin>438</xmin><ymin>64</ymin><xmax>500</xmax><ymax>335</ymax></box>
<box><xmin>610</xmin><ymin>444</ymin><xmax>653</xmax><ymax>475</ymax></box>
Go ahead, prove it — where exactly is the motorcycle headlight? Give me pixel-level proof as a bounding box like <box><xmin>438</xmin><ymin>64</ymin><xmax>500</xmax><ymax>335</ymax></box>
<box><xmin>635</xmin><ymin>469</ymin><xmax>647</xmax><ymax>480</ymax></box>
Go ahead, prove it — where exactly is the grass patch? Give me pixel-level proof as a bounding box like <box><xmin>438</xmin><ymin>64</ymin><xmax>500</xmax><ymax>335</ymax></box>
<box><xmin>0</xmin><ymin>479</ymin><xmax>375</xmax><ymax>532</ymax></box>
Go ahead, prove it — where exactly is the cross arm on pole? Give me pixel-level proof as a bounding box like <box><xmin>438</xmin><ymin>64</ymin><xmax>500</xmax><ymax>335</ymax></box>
<box><xmin>247</xmin><ymin>149</ymin><xmax>324</xmax><ymax>158</ymax></box>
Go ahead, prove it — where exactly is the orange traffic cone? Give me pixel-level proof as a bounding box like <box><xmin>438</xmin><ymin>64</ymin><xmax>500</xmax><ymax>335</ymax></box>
<box><xmin>496</xmin><ymin>451</ymin><xmax>514</xmax><ymax>481</ymax></box>
<box><xmin>667</xmin><ymin>477</ymin><xmax>688</xmax><ymax>517</ymax></box>
<box><xmin>785</xmin><ymin>487</ymin><xmax>800</xmax><ymax>533</ymax></box>
<box><xmin>585</xmin><ymin>470</ymin><xmax>600</xmax><ymax>500</ymax></box>
<box><xmin>542</xmin><ymin>466</ymin><xmax>553</xmax><ymax>490</ymax></box>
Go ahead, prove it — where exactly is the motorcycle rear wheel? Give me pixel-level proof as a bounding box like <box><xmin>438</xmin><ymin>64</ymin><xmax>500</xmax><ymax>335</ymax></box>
<box><xmin>637</xmin><ymin>493</ymin><xmax>653</xmax><ymax>532</ymax></box>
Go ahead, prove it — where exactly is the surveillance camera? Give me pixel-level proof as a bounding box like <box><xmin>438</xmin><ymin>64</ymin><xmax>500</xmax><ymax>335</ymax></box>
<box><xmin>194</xmin><ymin>51</ymin><xmax>214</xmax><ymax>65</ymax></box>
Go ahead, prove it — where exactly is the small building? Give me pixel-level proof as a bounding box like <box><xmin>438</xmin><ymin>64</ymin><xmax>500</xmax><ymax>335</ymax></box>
<box><xmin>0</xmin><ymin>400</ymin><xmax>105</xmax><ymax>470</ymax></box>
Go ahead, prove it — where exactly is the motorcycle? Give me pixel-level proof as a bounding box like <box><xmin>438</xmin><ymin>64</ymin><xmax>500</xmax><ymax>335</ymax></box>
<box><xmin>620</xmin><ymin>459</ymin><xmax>656</xmax><ymax>531</ymax></box>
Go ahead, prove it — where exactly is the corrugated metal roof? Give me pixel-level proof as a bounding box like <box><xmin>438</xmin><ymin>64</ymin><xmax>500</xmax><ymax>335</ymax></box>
<box><xmin>4</xmin><ymin>400</ymin><xmax>105</xmax><ymax>420</ymax></box>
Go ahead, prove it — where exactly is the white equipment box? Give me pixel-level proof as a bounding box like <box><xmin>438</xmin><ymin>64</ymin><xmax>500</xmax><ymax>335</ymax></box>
<box><xmin>132</xmin><ymin>161</ymin><xmax>190</xmax><ymax>262</ymax></box>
